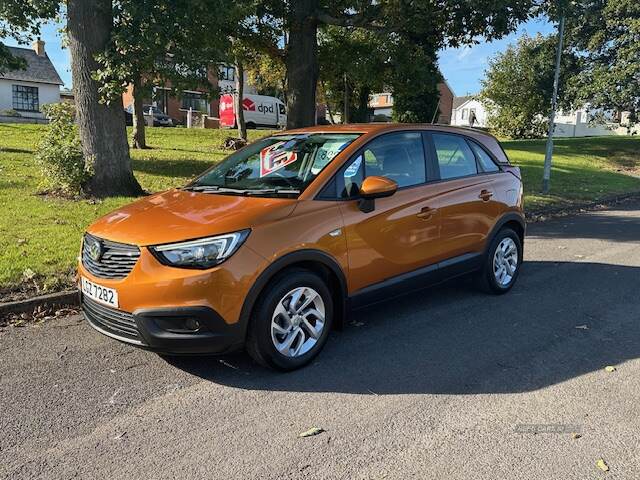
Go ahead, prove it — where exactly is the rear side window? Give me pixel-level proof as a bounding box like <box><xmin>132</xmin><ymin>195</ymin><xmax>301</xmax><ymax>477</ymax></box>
<box><xmin>469</xmin><ymin>141</ymin><xmax>500</xmax><ymax>173</ymax></box>
<box><xmin>433</xmin><ymin>133</ymin><xmax>477</xmax><ymax>180</ymax></box>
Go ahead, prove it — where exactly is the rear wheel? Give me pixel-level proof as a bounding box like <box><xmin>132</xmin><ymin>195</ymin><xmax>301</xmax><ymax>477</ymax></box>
<box><xmin>476</xmin><ymin>227</ymin><xmax>522</xmax><ymax>294</ymax></box>
<box><xmin>246</xmin><ymin>121</ymin><xmax>256</xmax><ymax>129</ymax></box>
<box><xmin>246</xmin><ymin>270</ymin><xmax>333</xmax><ymax>371</ymax></box>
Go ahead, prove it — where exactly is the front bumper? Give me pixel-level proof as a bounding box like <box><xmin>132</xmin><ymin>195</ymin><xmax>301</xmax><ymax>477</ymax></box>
<box><xmin>81</xmin><ymin>294</ymin><xmax>244</xmax><ymax>354</ymax></box>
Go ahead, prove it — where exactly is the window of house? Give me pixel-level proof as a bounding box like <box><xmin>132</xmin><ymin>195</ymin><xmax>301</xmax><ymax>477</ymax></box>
<box><xmin>433</xmin><ymin>133</ymin><xmax>478</xmax><ymax>180</ymax></box>
<box><xmin>181</xmin><ymin>92</ymin><xmax>208</xmax><ymax>113</ymax></box>
<box><xmin>12</xmin><ymin>85</ymin><xmax>39</xmax><ymax>112</ymax></box>
<box><xmin>153</xmin><ymin>88</ymin><xmax>170</xmax><ymax>114</ymax></box>
<box><xmin>219</xmin><ymin>65</ymin><xmax>235</xmax><ymax>82</ymax></box>
<box><xmin>461</xmin><ymin>108</ymin><xmax>468</xmax><ymax>120</ymax></box>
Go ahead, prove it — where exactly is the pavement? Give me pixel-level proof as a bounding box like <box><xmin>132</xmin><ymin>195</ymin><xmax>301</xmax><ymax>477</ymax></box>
<box><xmin>2</xmin><ymin>202</ymin><xmax>640</xmax><ymax>479</ymax></box>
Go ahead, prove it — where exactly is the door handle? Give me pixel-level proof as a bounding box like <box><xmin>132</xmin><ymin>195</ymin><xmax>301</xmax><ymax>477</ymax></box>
<box><xmin>417</xmin><ymin>206</ymin><xmax>437</xmax><ymax>219</ymax></box>
<box><xmin>479</xmin><ymin>189</ymin><xmax>493</xmax><ymax>201</ymax></box>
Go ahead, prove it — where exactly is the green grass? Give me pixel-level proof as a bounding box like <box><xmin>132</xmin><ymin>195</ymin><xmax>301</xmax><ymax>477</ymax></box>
<box><xmin>0</xmin><ymin>125</ymin><xmax>273</xmax><ymax>293</ymax></box>
<box><xmin>504</xmin><ymin>136</ymin><xmax>640</xmax><ymax>211</ymax></box>
<box><xmin>1</xmin><ymin>124</ymin><xmax>639</xmax><ymax>292</ymax></box>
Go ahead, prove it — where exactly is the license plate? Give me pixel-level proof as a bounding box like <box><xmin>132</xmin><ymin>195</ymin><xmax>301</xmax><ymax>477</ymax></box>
<box><xmin>81</xmin><ymin>277</ymin><xmax>119</xmax><ymax>308</ymax></box>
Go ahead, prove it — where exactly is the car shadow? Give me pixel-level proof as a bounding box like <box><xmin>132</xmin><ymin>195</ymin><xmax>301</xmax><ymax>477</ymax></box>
<box><xmin>166</xmin><ymin>260</ymin><xmax>640</xmax><ymax>395</ymax></box>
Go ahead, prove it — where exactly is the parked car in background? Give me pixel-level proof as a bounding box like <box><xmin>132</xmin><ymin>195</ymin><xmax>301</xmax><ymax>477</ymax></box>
<box><xmin>124</xmin><ymin>104</ymin><xmax>174</xmax><ymax>127</ymax></box>
<box><xmin>78</xmin><ymin>124</ymin><xmax>524</xmax><ymax>371</ymax></box>
<box><xmin>219</xmin><ymin>93</ymin><xmax>287</xmax><ymax>129</ymax></box>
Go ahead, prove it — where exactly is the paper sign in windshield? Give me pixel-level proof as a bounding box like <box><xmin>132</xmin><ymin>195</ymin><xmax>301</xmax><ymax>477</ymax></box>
<box><xmin>260</xmin><ymin>142</ymin><xmax>297</xmax><ymax>177</ymax></box>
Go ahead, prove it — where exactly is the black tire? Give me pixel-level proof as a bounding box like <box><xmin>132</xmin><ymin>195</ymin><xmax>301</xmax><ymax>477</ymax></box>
<box><xmin>476</xmin><ymin>227</ymin><xmax>522</xmax><ymax>294</ymax></box>
<box><xmin>246</xmin><ymin>269</ymin><xmax>334</xmax><ymax>371</ymax></box>
<box><xmin>246</xmin><ymin>121</ymin><xmax>256</xmax><ymax>130</ymax></box>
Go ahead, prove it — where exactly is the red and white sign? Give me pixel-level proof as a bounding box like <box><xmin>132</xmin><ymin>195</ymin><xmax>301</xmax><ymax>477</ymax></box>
<box><xmin>219</xmin><ymin>94</ymin><xmax>236</xmax><ymax>127</ymax></box>
<box><xmin>260</xmin><ymin>142</ymin><xmax>297</xmax><ymax>177</ymax></box>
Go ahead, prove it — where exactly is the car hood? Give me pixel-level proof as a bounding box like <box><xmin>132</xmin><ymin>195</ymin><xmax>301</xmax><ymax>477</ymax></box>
<box><xmin>86</xmin><ymin>189</ymin><xmax>297</xmax><ymax>246</ymax></box>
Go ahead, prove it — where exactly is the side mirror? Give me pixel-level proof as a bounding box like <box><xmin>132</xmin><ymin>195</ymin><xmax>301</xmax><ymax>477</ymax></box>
<box><xmin>358</xmin><ymin>176</ymin><xmax>398</xmax><ymax>213</ymax></box>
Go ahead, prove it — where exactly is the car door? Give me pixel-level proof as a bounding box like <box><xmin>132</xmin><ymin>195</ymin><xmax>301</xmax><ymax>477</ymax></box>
<box><xmin>427</xmin><ymin>132</ymin><xmax>503</xmax><ymax>260</ymax></box>
<box><xmin>337</xmin><ymin>131</ymin><xmax>442</xmax><ymax>293</ymax></box>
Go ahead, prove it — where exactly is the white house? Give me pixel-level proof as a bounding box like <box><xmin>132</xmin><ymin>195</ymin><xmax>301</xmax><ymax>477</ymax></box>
<box><xmin>451</xmin><ymin>96</ymin><xmax>489</xmax><ymax>128</ymax></box>
<box><xmin>553</xmin><ymin>107</ymin><xmax>639</xmax><ymax>137</ymax></box>
<box><xmin>217</xmin><ymin>64</ymin><xmax>256</xmax><ymax>95</ymax></box>
<box><xmin>0</xmin><ymin>40</ymin><xmax>63</xmax><ymax>120</ymax></box>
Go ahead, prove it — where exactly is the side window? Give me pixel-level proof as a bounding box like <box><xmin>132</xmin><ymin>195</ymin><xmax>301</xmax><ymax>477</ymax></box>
<box><xmin>433</xmin><ymin>133</ymin><xmax>478</xmax><ymax>180</ymax></box>
<box><xmin>469</xmin><ymin>141</ymin><xmax>500</xmax><ymax>173</ymax></box>
<box><xmin>363</xmin><ymin>132</ymin><xmax>426</xmax><ymax>188</ymax></box>
<box><xmin>338</xmin><ymin>132</ymin><xmax>426</xmax><ymax>198</ymax></box>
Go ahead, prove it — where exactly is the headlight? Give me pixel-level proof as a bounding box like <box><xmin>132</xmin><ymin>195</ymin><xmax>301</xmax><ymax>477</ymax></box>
<box><xmin>149</xmin><ymin>230</ymin><xmax>250</xmax><ymax>269</ymax></box>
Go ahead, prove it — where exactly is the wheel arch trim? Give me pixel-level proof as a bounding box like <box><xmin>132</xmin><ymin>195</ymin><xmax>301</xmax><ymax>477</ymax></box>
<box><xmin>238</xmin><ymin>249</ymin><xmax>349</xmax><ymax>338</ymax></box>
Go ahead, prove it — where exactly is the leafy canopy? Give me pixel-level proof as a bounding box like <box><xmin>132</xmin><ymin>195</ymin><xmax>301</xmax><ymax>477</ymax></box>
<box><xmin>480</xmin><ymin>33</ymin><xmax>579</xmax><ymax>139</ymax></box>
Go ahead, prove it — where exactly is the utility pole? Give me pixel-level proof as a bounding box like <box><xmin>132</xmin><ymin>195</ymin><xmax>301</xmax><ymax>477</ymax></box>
<box><xmin>542</xmin><ymin>11</ymin><xmax>566</xmax><ymax>194</ymax></box>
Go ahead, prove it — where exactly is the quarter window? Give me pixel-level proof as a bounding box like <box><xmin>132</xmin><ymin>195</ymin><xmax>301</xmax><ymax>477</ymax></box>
<box><xmin>12</xmin><ymin>85</ymin><xmax>39</xmax><ymax>112</ymax></box>
<box><xmin>469</xmin><ymin>141</ymin><xmax>500</xmax><ymax>173</ymax></box>
<box><xmin>433</xmin><ymin>133</ymin><xmax>478</xmax><ymax>180</ymax></box>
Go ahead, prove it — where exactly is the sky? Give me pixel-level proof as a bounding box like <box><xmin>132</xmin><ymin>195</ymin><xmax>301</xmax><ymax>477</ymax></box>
<box><xmin>5</xmin><ymin>16</ymin><xmax>556</xmax><ymax>95</ymax></box>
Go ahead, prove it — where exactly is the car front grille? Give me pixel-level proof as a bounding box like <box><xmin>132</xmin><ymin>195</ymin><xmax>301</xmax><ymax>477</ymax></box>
<box><xmin>82</xmin><ymin>233</ymin><xmax>140</xmax><ymax>279</ymax></box>
<box><xmin>82</xmin><ymin>295</ymin><xmax>143</xmax><ymax>344</ymax></box>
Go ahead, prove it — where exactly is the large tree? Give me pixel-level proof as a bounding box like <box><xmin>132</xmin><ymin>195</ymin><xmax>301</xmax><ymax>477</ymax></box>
<box><xmin>67</xmin><ymin>0</ymin><xmax>142</xmax><ymax>196</ymax></box>
<box><xmin>252</xmin><ymin>1</ymin><xmax>536</xmax><ymax>128</ymax></box>
<box><xmin>568</xmin><ymin>0</ymin><xmax>640</xmax><ymax>126</ymax></box>
<box><xmin>480</xmin><ymin>34</ymin><xmax>579</xmax><ymax>139</ymax></box>
<box><xmin>318</xmin><ymin>26</ymin><xmax>386</xmax><ymax>123</ymax></box>
<box><xmin>93</xmin><ymin>0</ymin><xmax>232</xmax><ymax>149</ymax></box>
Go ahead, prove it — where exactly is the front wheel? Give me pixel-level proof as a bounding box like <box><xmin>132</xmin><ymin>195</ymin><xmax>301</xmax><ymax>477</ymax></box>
<box><xmin>246</xmin><ymin>270</ymin><xmax>333</xmax><ymax>371</ymax></box>
<box><xmin>476</xmin><ymin>227</ymin><xmax>522</xmax><ymax>294</ymax></box>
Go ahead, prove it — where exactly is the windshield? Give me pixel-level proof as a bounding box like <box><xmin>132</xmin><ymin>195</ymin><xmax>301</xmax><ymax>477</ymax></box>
<box><xmin>187</xmin><ymin>133</ymin><xmax>360</xmax><ymax>196</ymax></box>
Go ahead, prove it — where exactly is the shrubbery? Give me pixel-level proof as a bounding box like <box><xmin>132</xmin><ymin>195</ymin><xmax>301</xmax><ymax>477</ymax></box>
<box><xmin>36</xmin><ymin>103</ymin><xmax>90</xmax><ymax>196</ymax></box>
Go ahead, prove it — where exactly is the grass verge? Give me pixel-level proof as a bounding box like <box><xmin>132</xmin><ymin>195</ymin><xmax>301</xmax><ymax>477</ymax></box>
<box><xmin>1</xmin><ymin>124</ymin><xmax>639</xmax><ymax>295</ymax></box>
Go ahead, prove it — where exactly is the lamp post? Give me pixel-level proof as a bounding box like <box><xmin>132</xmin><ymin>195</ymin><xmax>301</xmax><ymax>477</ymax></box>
<box><xmin>542</xmin><ymin>11</ymin><xmax>566</xmax><ymax>194</ymax></box>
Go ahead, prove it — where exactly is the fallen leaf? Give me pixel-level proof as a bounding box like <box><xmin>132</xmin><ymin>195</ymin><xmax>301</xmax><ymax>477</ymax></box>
<box><xmin>575</xmin><ymin>325</ymin><xmax>589</xmax><ymax>330</ymax></box>
<box><xmin>604</xmin><ymin>366</ymin><xmax>616</xmax><ymax>373</ymax></box>
<box><xmin>596</xmin><ymin>458</ymin><xmax>609</xmax><ymax>472</ymax></box>
<box><xmin>572</xmin><ymin>432</ymin><xmax>582</xmax><ymax>439</ymax></box>
<box><xmin>299</xmin><ymin>427</ymin><xmax>324</xmax><ymax>438</ymax></box>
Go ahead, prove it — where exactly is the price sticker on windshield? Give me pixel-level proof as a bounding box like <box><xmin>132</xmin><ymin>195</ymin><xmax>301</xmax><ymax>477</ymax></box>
<box><xmin>260</xmin><ymin>142</ymin><xmax>298</xmax><ymax>177</ymax></box>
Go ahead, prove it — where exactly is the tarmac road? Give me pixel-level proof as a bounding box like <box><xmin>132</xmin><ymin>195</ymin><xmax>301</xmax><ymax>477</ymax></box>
<box><xmin>2</xmin><ymin>202</ymin><xmax>640</xmax><ymax>479</ymax></box>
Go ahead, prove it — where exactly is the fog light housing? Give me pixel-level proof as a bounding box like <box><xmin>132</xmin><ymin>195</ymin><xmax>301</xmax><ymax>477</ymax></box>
<box><xmin>184</xmin><ymin>318</ymin><xmax>200</xmax><ymax>331</ymax></box>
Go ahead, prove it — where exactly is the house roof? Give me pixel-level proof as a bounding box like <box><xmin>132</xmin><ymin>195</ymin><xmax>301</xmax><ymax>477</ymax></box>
<box><xmin>452</xmin><ymin>95</ymin><xmax>475</xmax><ymax>110</ymax></box>
<box><xmin>0</xmin><ymin>46</ymin><xmax>63</xmax><ymax>85</ymax></box>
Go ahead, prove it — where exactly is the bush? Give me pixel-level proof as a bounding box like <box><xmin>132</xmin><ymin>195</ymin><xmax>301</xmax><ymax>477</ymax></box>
<box><xmin>36</xmin><ymin>103</ymin><xmax>89</xmax><ymax>196</ymax></box>
<box><xmin>0</xmin><ymin>109</ymin><xmax>21</xmax><ymax>117</ymax></box>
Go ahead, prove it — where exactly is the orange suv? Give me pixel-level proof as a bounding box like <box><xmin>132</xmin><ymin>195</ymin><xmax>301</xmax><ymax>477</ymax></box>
<box><xmin>79</xmin><ymin>124</ymin><xmax>524</xmax><ymax>370</ymax></box>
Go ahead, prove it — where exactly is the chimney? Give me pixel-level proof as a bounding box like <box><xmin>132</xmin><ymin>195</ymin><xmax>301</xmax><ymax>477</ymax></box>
<box><xmin>33</xmin><ymin>38</ymin><xmax>46</xmax><ymax>56</ymax></box>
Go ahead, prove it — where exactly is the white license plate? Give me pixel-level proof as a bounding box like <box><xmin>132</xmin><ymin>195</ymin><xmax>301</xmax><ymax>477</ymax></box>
<box><xmin>81</xmin><ymin>277</ymin><xmax>119</xmax><ymax>308</ymax></box>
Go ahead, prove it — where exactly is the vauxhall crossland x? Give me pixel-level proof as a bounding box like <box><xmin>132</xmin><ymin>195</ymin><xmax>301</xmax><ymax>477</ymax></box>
<box><xmin>79</xmin><ymin>124</ymin><xmax>524</xmax><ymax>370</ymax></box>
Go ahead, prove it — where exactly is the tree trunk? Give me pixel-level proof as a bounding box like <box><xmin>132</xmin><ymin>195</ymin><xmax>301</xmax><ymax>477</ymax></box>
<box><xmin>343</xmin><ymin>73</ymin><xmax>349</xmax><ymax>124</ymax></box>
<box><xmin>235</xmin><ymin>60</ymin><xmax>247</xmax><ymax>140</ymax></box>
<box><xmin>131</xmin><ymin>74</ymin><xmax>147</xmax><ymax>149</ymax></box>
<box><xmin>285</xmin><ymin>0</ymin><xmax>318</xmax><ymax>129</ymax></box>
<box><xmin>67</xmin><ymin>0</ymin><xmax>142</xmax><ymax>197</ymax></box>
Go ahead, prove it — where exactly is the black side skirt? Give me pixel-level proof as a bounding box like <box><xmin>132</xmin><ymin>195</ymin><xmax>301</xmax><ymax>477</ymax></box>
<box><xmin>348</xmin><ymin>252</ymin><xmax>482</xmax><ymax>309</ymax></box>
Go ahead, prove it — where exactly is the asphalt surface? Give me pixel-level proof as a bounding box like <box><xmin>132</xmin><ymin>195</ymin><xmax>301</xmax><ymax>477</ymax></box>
<box><xmin>2</xmin><ymin>202</ymin><xmax>640</xmax><ymax>479</ymax></box>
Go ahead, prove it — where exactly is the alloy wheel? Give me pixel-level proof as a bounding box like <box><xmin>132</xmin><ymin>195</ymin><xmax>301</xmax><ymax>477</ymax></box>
<box><xmin>493</xmin><ymin>237</ymin><xmax>519</xmax><ymax>287</ymax></box>
<box><xmin>270</xmin><ymin>287</ymin><xmax>326</xmax><ymax>357</ymax></box>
